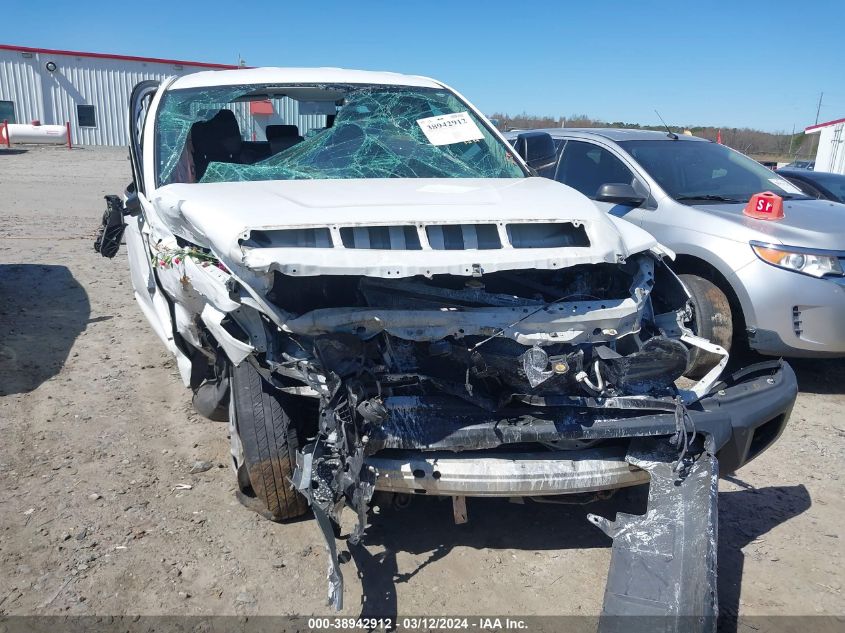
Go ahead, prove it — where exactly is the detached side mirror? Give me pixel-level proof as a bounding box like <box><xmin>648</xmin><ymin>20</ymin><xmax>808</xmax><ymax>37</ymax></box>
<box><xmin>514</xmin><ymin>131</ymin><xmax>557</xmax><ymax>173</ymax></box>
<box><xmin>94</xmin><ymin>195</ymin><xmax>128</xmax><ymax>258</ymax></box>
<box><xmin>595</xmin><ymin>183</ymin><xmax>646</xmax><ymax>206</ymax></box>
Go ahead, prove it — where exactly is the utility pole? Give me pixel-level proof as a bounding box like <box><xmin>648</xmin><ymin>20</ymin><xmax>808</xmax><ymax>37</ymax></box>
<box><xmin>815</xmin><ymin>92</ymin><xmax>824</xmax><ymax>125</ymax></box>
<box><xmin>788</xmin><ymin>123</ymin><xmax>795</xmax><ymax>157</ymax></box>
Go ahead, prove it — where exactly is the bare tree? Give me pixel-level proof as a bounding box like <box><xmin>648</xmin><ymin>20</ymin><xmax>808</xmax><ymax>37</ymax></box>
<box><xmin>489</xmin><ymin>113</ymin><xmax>819</xmax><ymax>160</ymax></box>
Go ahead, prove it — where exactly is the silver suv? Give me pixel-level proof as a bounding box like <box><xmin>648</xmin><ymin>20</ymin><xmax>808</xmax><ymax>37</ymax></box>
<box><xmin>508</xmin><ymin>129</ymin><xmax>845</xmax><ymax>375</ymax></box>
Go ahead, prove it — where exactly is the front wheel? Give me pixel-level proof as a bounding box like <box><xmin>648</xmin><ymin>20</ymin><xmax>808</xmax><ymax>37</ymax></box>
<box><xmin>230</xmin><ymin>361</ymin><xmax>309</xmax><ymax>521</ymax></box>
<box><xmin>678</xmin><ymin>274</ymin><xmax>733</xmax><ymax>379</ymax></box>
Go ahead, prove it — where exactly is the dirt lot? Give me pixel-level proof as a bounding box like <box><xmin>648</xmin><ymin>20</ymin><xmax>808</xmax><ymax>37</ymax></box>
<box><xmin>1</xmin><ymin>146</ymin><xmax>843</xmax><ymax>626</ymax></box>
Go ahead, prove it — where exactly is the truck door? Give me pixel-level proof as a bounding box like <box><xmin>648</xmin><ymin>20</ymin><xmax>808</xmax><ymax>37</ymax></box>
<box><xmin>123</xmin><ymin>81</ymin><xmax>179</xmax><ymax>352</ymax></box>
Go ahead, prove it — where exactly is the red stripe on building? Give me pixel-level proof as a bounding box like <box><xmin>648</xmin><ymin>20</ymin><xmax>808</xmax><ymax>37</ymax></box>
<box><xmin>805</xmin><ymin>117</ymin><xmax>845</xmax><ymax>132</ymax></box>
<box><xmin>0</xmin><ymin>43</ymin><xmax>241</xmax><ymax>70</ymax></box>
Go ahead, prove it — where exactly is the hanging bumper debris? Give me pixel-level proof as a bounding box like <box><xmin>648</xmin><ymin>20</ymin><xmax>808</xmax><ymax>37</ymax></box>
<box><xmin>589</xmin><ymin>437</ymin><xmax>719</xmax><ymax>633</ymax></box>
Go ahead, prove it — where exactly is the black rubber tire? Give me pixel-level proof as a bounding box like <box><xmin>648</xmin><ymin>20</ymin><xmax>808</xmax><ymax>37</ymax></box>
<box><xmin>679</xmin><ymin>274</ymin><xmax>733</xmax><ymax>379</ymax></box>
<box><xmin>230</xmin><ymin>361</ymin><xmax>309</xmax><ymax>521</ymax></box>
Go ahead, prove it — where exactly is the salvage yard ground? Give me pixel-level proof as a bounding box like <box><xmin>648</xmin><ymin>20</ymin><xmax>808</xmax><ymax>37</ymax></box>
<box><xmin>0</xmin><ymin>146</ymin><xmax>843</xmax><ymax>624</ymax></box>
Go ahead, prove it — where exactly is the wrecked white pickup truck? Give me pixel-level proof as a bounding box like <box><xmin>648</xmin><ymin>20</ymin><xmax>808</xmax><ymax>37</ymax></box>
<box><xmin>96</xmin><ymin>68</ymin><xmax>797</xmax><ymax>630</ymax></box>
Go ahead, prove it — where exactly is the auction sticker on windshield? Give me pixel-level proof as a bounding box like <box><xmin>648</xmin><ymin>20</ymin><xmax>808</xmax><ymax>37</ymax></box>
<box><xmin>417</xmin><ymin>112</ymin><xmax>484</xmax><ymax>146</ymax></box>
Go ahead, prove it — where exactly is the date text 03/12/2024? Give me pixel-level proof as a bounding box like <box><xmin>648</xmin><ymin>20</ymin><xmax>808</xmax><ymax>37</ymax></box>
<box><xmin>307</xmin><ymin>617</ymin><xmax>529</xmax><ymax>630</ymax></box>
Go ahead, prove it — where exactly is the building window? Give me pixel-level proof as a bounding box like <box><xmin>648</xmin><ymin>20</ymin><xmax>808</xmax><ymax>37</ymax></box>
<box><xmin>0</xmin><ymin>100</ymin><xmax>16</xmax><ymax>124</ymax></box>
<box><xmin>77</xmin><ymin>105</ymin><xmax>96</xmax><ymax>128</ymax></box>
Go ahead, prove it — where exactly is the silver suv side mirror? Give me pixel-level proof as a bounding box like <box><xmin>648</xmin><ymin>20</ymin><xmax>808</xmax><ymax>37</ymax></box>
<box><xmin>595</xmin><ymin>183</ymin><xmax>646</xmax><ymax>206</ymax></box>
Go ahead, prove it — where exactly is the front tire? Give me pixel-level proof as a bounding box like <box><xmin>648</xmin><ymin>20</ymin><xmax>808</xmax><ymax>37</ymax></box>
<box><xmin>679</xmin><ymin>274</ymin><xmax>733</xmax><ymax>379</ymax></box>
<box><xmin>230</xmin><ymin>361</ymin><xmax>309</xmax><ymax>521</ymax></box>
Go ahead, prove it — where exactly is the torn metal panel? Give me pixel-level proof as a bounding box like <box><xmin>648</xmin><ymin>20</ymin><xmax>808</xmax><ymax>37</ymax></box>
<box><xmin>182</xmin><ymin>256</ymin><xmax>240</xmax><ymax>312</ymax></box>
<box><xmin>677</xmin><ymin>334</ymin><xmax>729</xmax><ymax>403</ymax></box>
<box><xmin>281</xmin><ymin>254</ymin><xmax>656</xmax><ymax>345</ymax></box>
<box><xmin>283</xmin><ymin>300</ymin><xmax>644</xmax><ymax>343</ymax></box>
<box><xmin>200</xmin><ymin>304</ymin><xmax>254</xmax><ymax>365</ymax></box>
<box><xmin>291</xmin><ymin>373</ymin><xmax>379</xmax><ymax>611</ymax></box>
<box><xmin>367</xmin><ymin>396</ymin><xmax>681</xmax><ymax>452</ymax></box>
<box><xmin>229</xmin><ymin>306</ymin><xmax>269</xmax><ymax>353</ymax></box>
<box><xmin>588</xmin><ymin>437</ymin><xmax>718</xmax><ymax>633</ymax></box>
<box><xmin>291</xmin><ymin>446</ymin><xmax>345</xmax><ymax>611</ymax></box>
<box><xmin>173</xmin><ymin>302</ymin><xmax>202</xmax><ymax>349</ymax></box>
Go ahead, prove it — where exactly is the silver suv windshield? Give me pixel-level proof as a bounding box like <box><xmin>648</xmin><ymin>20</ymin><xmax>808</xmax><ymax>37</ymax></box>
<box><xmin>618</xmin><ymin>139</ymin><xmax>808</xmax><ymax>204</ymax></box>
<box><xmin>156</xmin><ymin>84</ymin><xmax>525</xmax><ymax>186</ymax></box>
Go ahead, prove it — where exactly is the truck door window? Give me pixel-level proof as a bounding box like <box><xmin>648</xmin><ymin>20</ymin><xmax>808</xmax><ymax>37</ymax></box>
<box><xmin>555</xmin><ymin>140</ymin><xmax>635</xmax><ymax>199</ymax></box>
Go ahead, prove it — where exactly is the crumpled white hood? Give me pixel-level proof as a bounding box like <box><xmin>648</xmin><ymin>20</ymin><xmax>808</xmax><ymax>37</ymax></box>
<box><xmin>152</xmin><ymin>177</ymin><xmax>658</xmax><ymax>277</ymax></box>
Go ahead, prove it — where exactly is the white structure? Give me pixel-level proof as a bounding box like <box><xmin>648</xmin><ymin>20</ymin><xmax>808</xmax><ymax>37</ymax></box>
<box><xmin>0</xmin><ymin>44</ymin><xmax>238</xmax><ymax>146</ymax></box>
<box><xmin>805</xmin><ymin>117</ymin><xmax>845</xmax><ymax>175</ymax></box>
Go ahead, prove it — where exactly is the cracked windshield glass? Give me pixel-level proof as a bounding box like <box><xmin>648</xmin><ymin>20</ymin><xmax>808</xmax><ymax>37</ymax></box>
<box><xmin>156</xmin><ymin>84</ymin><xmax>524</xmax><ymax>185</ymax></box>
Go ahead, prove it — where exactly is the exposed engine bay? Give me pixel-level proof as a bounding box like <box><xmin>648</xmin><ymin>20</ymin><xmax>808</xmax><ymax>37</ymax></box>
<box><xmin>197</xmin><ymin>250</ymin><xmax>719</xmax><ymax>609</ymax></box>
<box><xmin>265</xmin><ymin>254</ymin><xmax>692</xmax><ymax>401</ymax></box>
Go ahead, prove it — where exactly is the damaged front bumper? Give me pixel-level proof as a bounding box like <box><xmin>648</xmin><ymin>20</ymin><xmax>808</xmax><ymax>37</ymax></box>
<box><xmin>362</xmin><ymin>359</ymin><xmax>795</xmax><ymax>499</ymax></box>
<box><xmin>363</xmin><ymin>361</ymin><xmax>793</xmax><ymax>633</ymax></box>
<box><xmin>296</xmin><ymin>359</ymin><xmax>795</xmax><ymax>624</ymax></box>
<box><xmin>364</xmin><ymin>359</ymin><xmax>796</xmax><ymax>478</ymax></box>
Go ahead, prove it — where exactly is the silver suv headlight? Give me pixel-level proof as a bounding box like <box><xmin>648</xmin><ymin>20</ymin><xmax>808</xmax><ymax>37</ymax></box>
<box><xmin>751</xmin><ymin>241</ymin><xmax>844</xmax><ymax>278</ymax></box>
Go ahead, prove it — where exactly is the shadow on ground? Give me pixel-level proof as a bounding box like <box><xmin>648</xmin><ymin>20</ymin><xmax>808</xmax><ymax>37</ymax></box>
<box><xmin>0</xmin><ymin>264</ymin><xmax>90</xmax><ymax>395</ymax></box>
<box><xmin>0</xmin><ymin>148</ymin><xmax>28</xmax><ymax>155</ymax></box>
<box><xmin>784</xmin><ymin>358</ymin><xmax>845</xmax><ymax>395</ymax></box>
<box><xmin>347</xmin><ymin>490</ymin><xmax>642</xmax><ymax>621</ymax></box>
<box><xmin>717</xmin><ymin>483</ymin><xmax>811</xmax><ymax>632</ymax></box>
<box><xmin>724</xmin><ymin>346</ymin><xmax>845</xmax><ymax>396</ymax></box>
<box><xmin>339</xmin><ymin>483</ymin><xmax>810</xmax><ymax>626</ymax></box>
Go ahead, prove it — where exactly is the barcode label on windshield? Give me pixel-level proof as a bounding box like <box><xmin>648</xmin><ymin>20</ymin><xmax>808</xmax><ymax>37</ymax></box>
<box><xmin>417</xmin><ymin>112</ymin><xmax>484</xmax><ymax>146</ymax></box>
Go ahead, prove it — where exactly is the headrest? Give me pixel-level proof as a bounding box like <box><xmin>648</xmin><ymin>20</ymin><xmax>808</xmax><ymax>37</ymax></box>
<box><xmin>207</xmin><ymin>109</ymin><xmax>240</xmax><ymax>138</ymax></box>
<box><xmin>266</xmin><ymin>124</ymin><xmax>300</xmax><ymax>140</ymax></box>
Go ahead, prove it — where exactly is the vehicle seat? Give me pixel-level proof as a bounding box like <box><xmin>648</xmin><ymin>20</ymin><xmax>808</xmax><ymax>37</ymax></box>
<box><xmin>266</xmin><ymin>125</ymin><xmax>303</xmax><ymax>154</ymax></box>
<box><xmin>191</xmin><ymin>109</ymin><xmax>243</xmax><ymax>179</ymax></box>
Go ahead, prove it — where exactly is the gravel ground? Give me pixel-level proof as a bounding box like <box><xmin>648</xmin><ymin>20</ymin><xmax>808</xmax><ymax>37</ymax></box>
<box><xmin>0</xmin><ymin>146</ymin><xmax>843</xmax><ymax>626</ymax></box>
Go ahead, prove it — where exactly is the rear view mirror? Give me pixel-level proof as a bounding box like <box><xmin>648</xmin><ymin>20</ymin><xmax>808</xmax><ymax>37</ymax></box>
<box><xmin>595</xmin><ymin>183</ymin><xmax>646</xmax><ymax>206</ymax></box>
<box><xmin>514</xmin><ymin>132</ymin><xmax>557</xmax><ymax>173</ymax></box>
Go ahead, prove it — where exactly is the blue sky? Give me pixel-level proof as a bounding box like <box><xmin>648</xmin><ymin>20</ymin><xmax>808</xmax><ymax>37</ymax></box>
<box><xmin>10</xmin><ymin>0</ymin><xmax>845</xmax><ymax>132</ymax></box>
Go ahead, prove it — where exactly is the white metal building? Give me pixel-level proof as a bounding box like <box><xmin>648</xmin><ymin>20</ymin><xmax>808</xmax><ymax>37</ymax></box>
<box><xmin>805</xmin><ymin>117</ymin><xmax>845</xmax><ymax>175</ymax></box>
<box><xmin>0</xmin><ymin>44</ymin><xmax>240</xmax><ymax>146</ymax></box>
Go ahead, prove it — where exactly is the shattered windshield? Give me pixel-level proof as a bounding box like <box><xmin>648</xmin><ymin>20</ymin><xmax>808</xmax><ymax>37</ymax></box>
<box><xmin>156</xmin><ymin>84</ymin><xmax>524</xmax><ymax>186</ymax></box>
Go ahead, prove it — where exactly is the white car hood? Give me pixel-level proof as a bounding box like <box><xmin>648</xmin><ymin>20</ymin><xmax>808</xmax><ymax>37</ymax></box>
<box><xmin>151</xmin><ymin>177</ymin><xmax>658</xmax><ymax>278</ymax></box>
